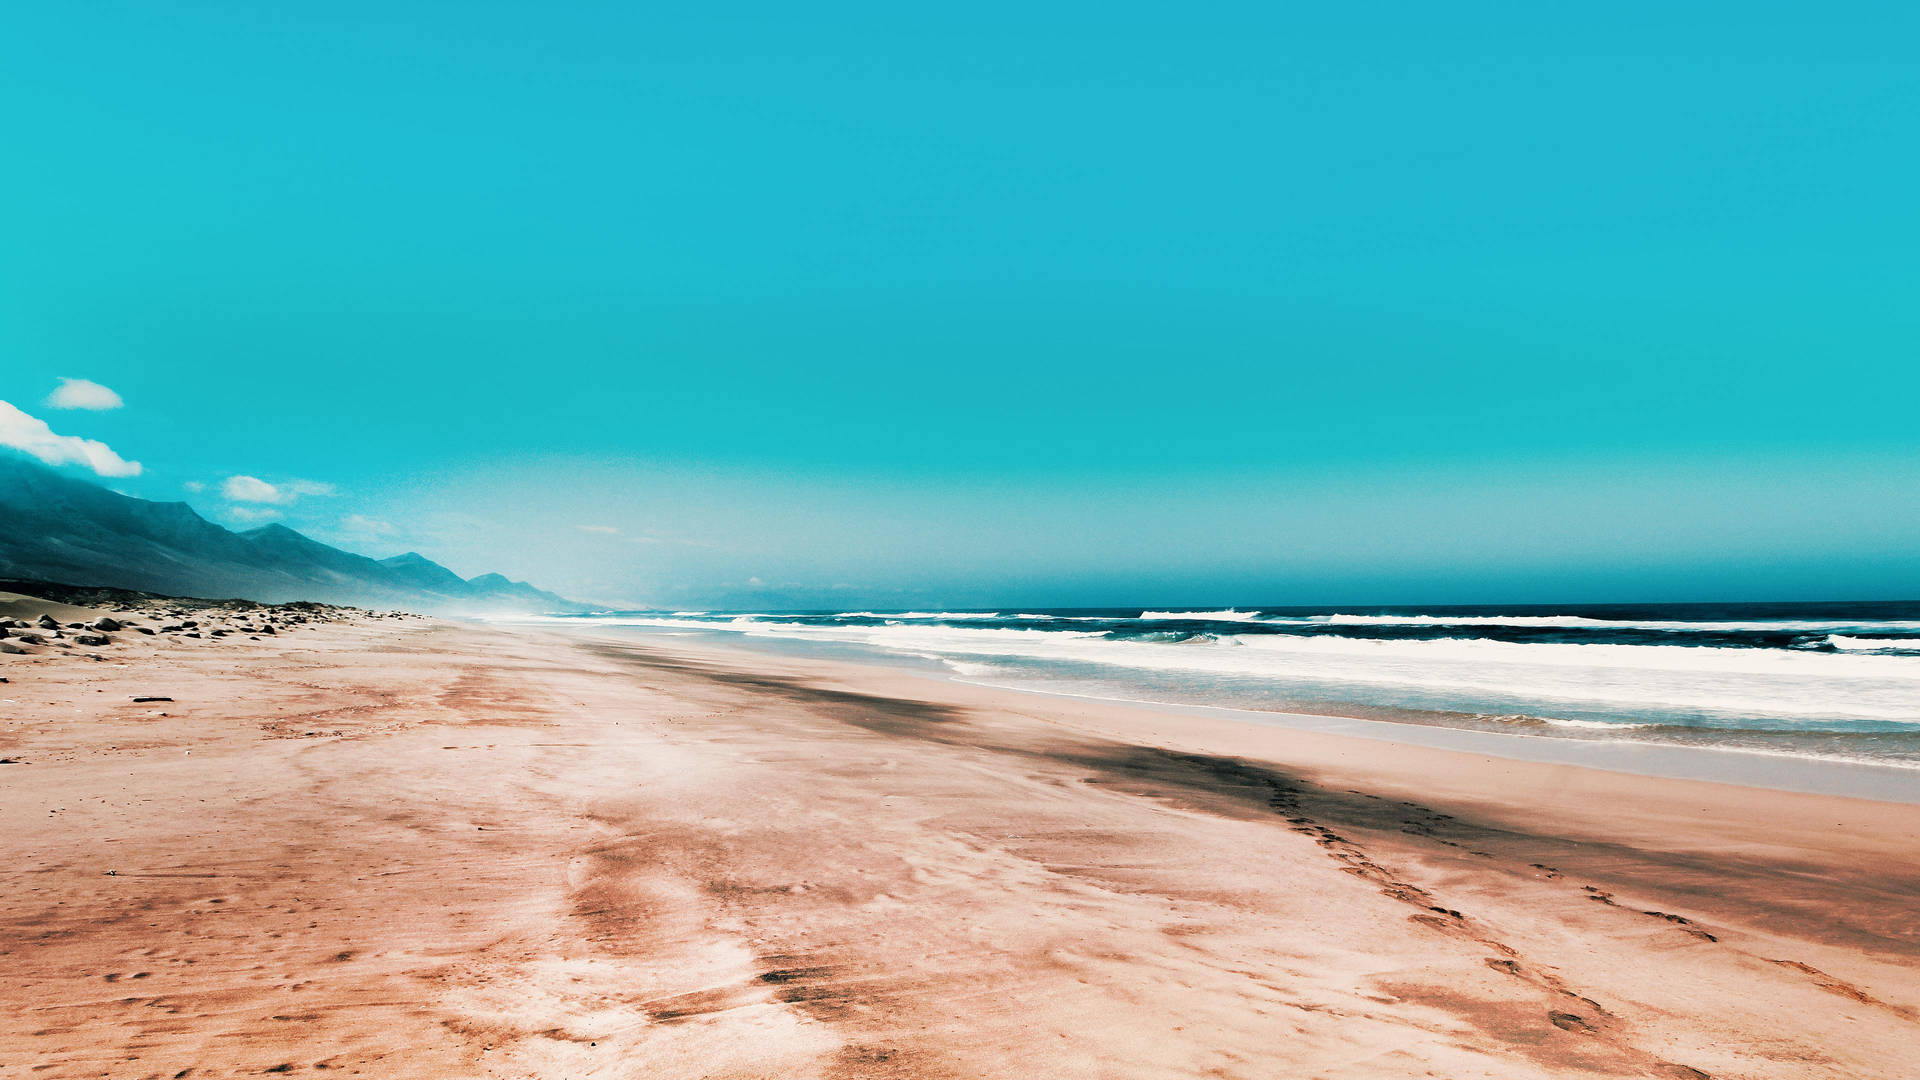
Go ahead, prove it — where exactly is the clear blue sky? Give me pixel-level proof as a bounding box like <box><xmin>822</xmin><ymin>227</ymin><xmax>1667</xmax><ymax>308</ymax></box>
<box><xmin>3</xmin><ymin>3</ymin><xmax>1917</xmax><ymax>606</ymax></box>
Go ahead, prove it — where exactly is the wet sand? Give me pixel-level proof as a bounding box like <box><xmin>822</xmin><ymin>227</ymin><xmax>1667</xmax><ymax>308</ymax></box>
<box><xmin>2</xmin><ymin>610</ymin><xmax>1917</xmax><ymax>1078</ymax></box>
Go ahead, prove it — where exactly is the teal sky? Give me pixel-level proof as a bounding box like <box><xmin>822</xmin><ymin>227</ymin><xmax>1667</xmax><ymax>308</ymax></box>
<box><xmin>4</xmin><ymin>3</ymin><xmax>1917</xmax><ymax>607</ymax></box>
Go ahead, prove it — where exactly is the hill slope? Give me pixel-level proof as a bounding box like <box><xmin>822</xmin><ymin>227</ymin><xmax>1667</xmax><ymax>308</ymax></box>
<box><xmin>0</xmin><ymin>454</ymin><xmax>587</xmax><ymax>613</ymax></box>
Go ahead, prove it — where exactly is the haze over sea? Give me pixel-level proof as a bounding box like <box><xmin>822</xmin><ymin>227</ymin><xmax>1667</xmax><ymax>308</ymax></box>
<box><xmin>532</xmin><ymin>602</ymin><xmax>1920</xmax><ymax>768</ymax></box>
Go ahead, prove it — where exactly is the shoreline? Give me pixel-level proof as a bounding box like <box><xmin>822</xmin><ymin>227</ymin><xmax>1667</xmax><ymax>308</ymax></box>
<box><xmin>538</xmin><ymin>627</ymin><xmax>1920</xmax><ymax>881</ymax></box>
<box><xmin>534</xmin><ymin>623</ymin><xmax>1920</xmax><ymax>804</ymax></box>
<box><xmin>5</xmin><ymin>610</ymin><xmax>1918</xmax><ymax>1078</ymax></box>
<box><xmin>950</xmin><ymin>679</ymin><xmax>1920</xmax><ymax>802</ymax></box>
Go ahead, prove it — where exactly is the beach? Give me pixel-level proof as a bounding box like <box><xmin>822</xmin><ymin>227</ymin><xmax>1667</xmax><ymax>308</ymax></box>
<box><xmin>3</xmin><ymin>604</ymin><xmax>1917</xmax><ymax>1079</ymax></box>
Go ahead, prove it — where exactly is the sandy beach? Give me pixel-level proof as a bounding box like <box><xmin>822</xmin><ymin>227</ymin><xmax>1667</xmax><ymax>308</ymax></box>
<box><xmin>3</xmin><ymin>600</ymin><xmax>1917</xmax><ymax>1079</ymax></box>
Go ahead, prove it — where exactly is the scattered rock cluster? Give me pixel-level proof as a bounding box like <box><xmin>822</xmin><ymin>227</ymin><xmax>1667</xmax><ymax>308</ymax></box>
<box><xmin>0</xmin><ymin>581</ymin><xmax>414</xmax><ymax>658</ymax></box>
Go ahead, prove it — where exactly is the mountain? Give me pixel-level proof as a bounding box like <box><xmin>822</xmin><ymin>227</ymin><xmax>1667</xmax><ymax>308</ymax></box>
<box><xmin>379</xmin><ymin>551</ymin><xmax>473</xmax><ymax>594</ymax></box>
<box><xmin>0</xmin><ymin>453</ymin><xmax>589</xmax><ymax>613</ymax></box>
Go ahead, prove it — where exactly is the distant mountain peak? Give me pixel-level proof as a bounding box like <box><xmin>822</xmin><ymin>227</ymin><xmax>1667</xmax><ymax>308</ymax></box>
<box><xmin>243</xmin><ymin>522</ymin><xmax>316</xmax><ymax>542</ymax></box>
<box><xmin>0</xmin><ymin>454</ymin><xmax>590</xmax><ymax>613</ymax></box>
<box><xmin>381</xmin><ymin>551</ymin><xmax>435</xmax><ymax>566</ymax></box>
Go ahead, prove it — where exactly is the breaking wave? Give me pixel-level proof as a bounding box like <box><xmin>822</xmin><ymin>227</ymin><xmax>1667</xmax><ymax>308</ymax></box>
<box><xmin>518</xmin><ymin>601</ymin><xmax>1920</xmax><ymax>763</ymax></box>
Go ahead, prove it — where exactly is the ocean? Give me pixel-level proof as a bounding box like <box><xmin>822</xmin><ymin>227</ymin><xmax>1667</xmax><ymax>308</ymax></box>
<box><xmin>533</xmin><ymin>602</ymin><xmax>1920</xmax><ymax>769</ymax></box>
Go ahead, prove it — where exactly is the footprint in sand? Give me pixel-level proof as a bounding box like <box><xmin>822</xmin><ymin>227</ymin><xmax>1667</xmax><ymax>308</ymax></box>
<box><xmin>1548</xmin><ymin>1010</ymin><xmax>1595</xmax><ymax>1033</ymax></box>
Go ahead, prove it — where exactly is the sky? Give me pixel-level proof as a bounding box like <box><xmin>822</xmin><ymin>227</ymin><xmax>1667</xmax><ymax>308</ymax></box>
<box><xmin>3</xmin><ymin>3</ymin><xmax>1917</xmax><ymax>607</ymax></box>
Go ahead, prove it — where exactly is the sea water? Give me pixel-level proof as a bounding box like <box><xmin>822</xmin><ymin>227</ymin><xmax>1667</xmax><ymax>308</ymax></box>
<box><xmin>532</xmin><ymin>603</ymin><xmax>1920</xmax><ymax>769</ymax></box>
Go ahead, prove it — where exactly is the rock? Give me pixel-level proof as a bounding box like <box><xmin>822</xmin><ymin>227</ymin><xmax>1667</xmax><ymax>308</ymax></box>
<box><xmin>132</xmin><ymin>696</ymin><xmax>173</xmax><ymax>703</ymax></box>
<box><xmin>0</xmin><ymin>642</ymin><xmax>29</xmax><ymax>654</ymax></box>
<box><xmin>0</xmin><ymin>625</ymin><xmax>8</xmax><ymax>639</ymax></box>
<box><xmin>13</xmin><ymin>633</ymin><xmax>47</xmax><ymax>645</ymax></box>
<box><xmin>134</xmin><ymin>626</ymin><xmax>156</xmax><ymax>635</ymax></box>
<box><xmin>36</xmin><ymin>614</ymin><xmax>60</xmax><ymax>629</ymax></box>
<box><xmin>73</xmin><ymin>633</ymin><xmax>112</xmax><ymax>646</ymax></box>
<box><xmin>91</xmin><ymin>617</ymin><xmax>123</xmax><ymax>632</ymax></box>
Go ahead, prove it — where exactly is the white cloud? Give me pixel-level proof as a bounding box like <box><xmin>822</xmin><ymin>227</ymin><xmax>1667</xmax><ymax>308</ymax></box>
<box><xmin>342</xmin><ymin>514</ymin><xmax>395</xmax><ymax>535</ymax></box>
<box><xmin>624</xmin><ymin>533</ymin><xmax>715</xmax><ymax>549</ymax></box>
<box><xmin>0</xmin><ymin>400</ymin><xmax>142</xmax><ymax>477</ymax></box>
<box><xmin>226</xmin><ymin>505</ymin><xmax>282</xmax><ymax>523</ymax></box>
<box><xmin>222</xmin><ymin>475</ymin><xmax>282</xmax><ymax>503</ymax></box>
<box><xmin>222</xmin><ymin>474</ymin><xmax>336</xmax><ymax>505</ymax></box>
<box><xmin>46</xmin><ymin>377</ymin><xmax>125</xmax><ymax>411</ymax></box>
<box><xmin>577</xmin><ymin>524</ymin><xmax>619</xmax><ymax>535</ymax></box>
<box><xmin>182</xmin><ymin>480</ymin><xmax>205</xmax><ymax>493</ymax></box>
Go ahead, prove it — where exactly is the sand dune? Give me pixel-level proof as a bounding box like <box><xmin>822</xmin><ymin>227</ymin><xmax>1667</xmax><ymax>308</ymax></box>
<box><xmin>2</xmin><ymin>612</ymin><xmax>1916</xmax><ymax>1078</ymax></box>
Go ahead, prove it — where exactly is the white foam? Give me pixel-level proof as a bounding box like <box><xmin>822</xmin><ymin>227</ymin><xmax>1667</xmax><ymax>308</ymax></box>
<box><xmin>1138</xmin><ymin>609</ymin><xmax>1267</xmax><ymax>622</ymax></box>
<box><xmin>1470</xmin><ymin>713</ymin><xmax>1653</xmax><ymax>730</ymax></box>
<box><xmin>1539</xmin><ymin>716</ymin><xmax>1656</xmax><ymax>730</ymax></box>
<box><xmin>572</xmin><ymin>616</ymin><xmax>1920</xmax><ymax>724</ymax></box>
<box><xmin>1826</xmin><ymin>635</ymin><xmax>1920</xmax><ymax>651</ymax></box>
<box><xmin>536</xmin><ymin>609</ymin><xmax>1920</xmax><ymax>730</ymax></box>
<box><xmin>837</xmin><ymin>611</ymin><xmax>1002</xmax><ymax>621</ymax></box>
<box><xmin>1321</xmin><ymin>613</ymin><xmax>1920</xmax><ymax>633</ymax></box>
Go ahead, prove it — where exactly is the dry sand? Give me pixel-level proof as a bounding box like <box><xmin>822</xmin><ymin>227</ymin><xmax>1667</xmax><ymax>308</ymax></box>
<box><xmin>2</xmin><ymin>604</ymin><xmax>1917</xmax><ymax>1079</ymax></box>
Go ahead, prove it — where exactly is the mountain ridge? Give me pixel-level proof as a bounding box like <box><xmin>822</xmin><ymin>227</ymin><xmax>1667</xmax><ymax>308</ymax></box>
<box><xmin>0</xmin><ymin>453</ymin><xmax>588</xmax><ymax>613</ymax></box>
